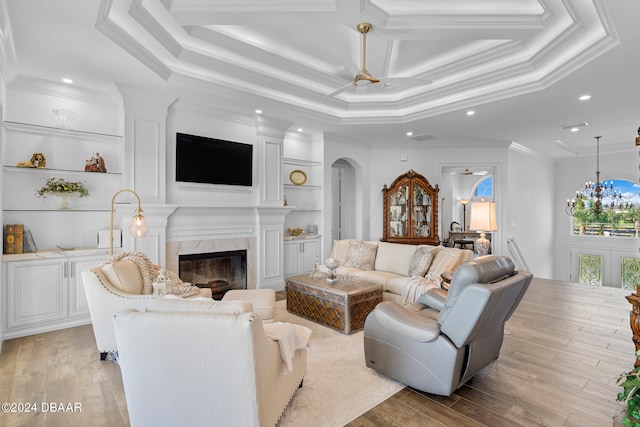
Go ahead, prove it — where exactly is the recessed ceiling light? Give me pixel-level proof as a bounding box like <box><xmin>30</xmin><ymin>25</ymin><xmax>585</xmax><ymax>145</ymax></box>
<box><xmin>560</xmin><ymin>121</ymin><xmax>589</xmax><ymax>130</ymax></box>
<box><xmin>254</xmin><ymin>109</ymin><xmax>262</xmax><ymax>114</ymax></box>
<box><xmin>406</xmin><ymin>131</ymin><xmax>413</xmax><ymax>137</ymax></box>
<box><xmin>579</xmin><ymin>94</ymin><xmax>591</xmax><ymax>101</ymax></box>
<box><xmin>61</xmin><ymin>78</ymin><xmax>73</xmax><ymax>84</ymax></box>
<box><xmin>466</xmin><ymin>110</ymin><xmax>475</xmax><ymax>116</ymax></box>
<box><xmin>297</xmin><ymin>128</ymin><xmax>303</xmax><ymax>132</ymax></box>
<box><xmin>570</xmin><ymin>127</ymin><xmax>580</xmax><ymax>132</ymax></box>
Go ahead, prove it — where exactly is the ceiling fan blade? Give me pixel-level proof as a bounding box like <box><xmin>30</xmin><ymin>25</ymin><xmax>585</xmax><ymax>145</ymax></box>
<box><xmin>378</xmin><ymin>77</ymin><xmax>433</xmax><ymax>87</ymax></box>
<box><xmin>327</xmin><ymin>82</ymin><xmax>355</xmax><ymax>97</ymax></box>
<box><xmin>330</xmin><ymin>48</ymin><xmax>360</xmax><ymax>77</ymax></box>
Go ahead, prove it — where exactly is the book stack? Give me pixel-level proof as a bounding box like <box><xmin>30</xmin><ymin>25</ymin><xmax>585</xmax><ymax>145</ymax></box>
<box><xmin>5</xmin><ymin>224</ymin><xmax>24</xmax><ymax>254</ymax></box>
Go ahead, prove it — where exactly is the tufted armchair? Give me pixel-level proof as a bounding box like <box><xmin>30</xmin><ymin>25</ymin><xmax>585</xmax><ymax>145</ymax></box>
<box><xmin>363</xmin><ymin>255</ymin><xmax>533</xmax><ymax>396</ymax></box>
<box><xmin>81</xmin><ymin>258</ymin><xmax>212</xmax><ymax>360</ymax></box>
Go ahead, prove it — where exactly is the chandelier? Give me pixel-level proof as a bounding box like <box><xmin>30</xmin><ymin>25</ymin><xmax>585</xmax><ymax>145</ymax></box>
<box><xmin>566</xmin><ymin>136</ymin><xmax>630</xmax><ymax>216</ymax></box>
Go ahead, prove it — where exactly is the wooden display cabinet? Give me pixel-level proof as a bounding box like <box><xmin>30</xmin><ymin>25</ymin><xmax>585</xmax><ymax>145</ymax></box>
<box><xmin>382</xmin><ymin>170</ymin><xmax>439</xmax><ymax>245</ymax></box>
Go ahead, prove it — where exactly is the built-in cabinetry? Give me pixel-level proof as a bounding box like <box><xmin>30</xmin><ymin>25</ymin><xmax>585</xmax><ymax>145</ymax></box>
<box><xmin>1</xmin><ymin>250</ymin><xmax>109</xmax><ymax>341</ymax></box>
<box><xmin>283</xmin><ymin>236</ymin><xmax>321</xmax><ymax>277</ymax></box>
<box><xmin>382</xmin><ymin>169</ymin><xmax>440</xmax><ymax>245</ymax></box>
<box><xmin>2</xmin><ymin>121</ymin><xmax>123</xmax><ymax>250</ymax></box>
<box><xmin>283</xmin><ymin>157</ymin><xmax>323</xmax><ymax>228</ymax></box>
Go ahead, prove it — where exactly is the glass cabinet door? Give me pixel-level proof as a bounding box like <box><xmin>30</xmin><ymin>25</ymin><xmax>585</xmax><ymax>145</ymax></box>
<box><xmin>389</xmin><ymin>182</ymin><xmax>408</xmax><ymax>237</ymax></box>
<box><xmin>412</xmin><ymin>182</ymin><xmax>431</xmax><ymax>237</ymax></box>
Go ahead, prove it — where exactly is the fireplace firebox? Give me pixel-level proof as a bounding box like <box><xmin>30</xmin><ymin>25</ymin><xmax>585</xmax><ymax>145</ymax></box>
<box><xmin>179</xmin><ymin>250</ymin><xmax>247</xmax><ymax>299</ymax></box>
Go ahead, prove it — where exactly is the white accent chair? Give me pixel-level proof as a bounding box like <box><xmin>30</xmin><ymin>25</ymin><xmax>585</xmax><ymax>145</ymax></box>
<box><xmin>82</xmin><ymin>260</ymin><xmax>212</xmax><ymax>360</ymax></box>
<box><xmin>82</xmin><ymin>260</ymin><xmax>277</xmax><ymax>360</ymax></box>
<box><xmin>113</xmin><ymin>299</ymin><xmax>306</xmax><ymax>427</ymax></box>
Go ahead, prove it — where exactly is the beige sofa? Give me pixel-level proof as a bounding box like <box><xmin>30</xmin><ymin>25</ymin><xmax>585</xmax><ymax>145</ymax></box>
<box><xmin>321</xmin><ymin>240</ymin><xmax>473</xmax><ymax>303</ymax></box>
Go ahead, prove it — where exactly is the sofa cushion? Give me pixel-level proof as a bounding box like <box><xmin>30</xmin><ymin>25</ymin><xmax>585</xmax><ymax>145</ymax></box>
<box><xmin>101</xmin><ymin>260</ymin><xmax>144</xmax><ymax>294</ymax></box>
<box><xmin>428</xmin><ymin>247</ymin><xmax>471</xmax><ymax>277</ymax></box>
<box><xmin>350</xmin><ymin>270</ymin><xmax>404</xmax><ymax>289</ymax></box>
<box><xmin>374</xmin><ymin>242</ymin><xmax>417</xmax><ymax>276</ymax></box>
<box><xmin>329</xmin><ymin>239</ymin><xmax>380</xmax><ymax>265</ymax></box>
<box><xmin>408</xmin><ymin>245</ymin><xmax>435</xmax><ymax>277</ymax></box>
<box><xmin>331</xmin><ymin>239</ymin><xmax>354</xmax><ymax>264</ymax></box>
<box><xmin>319</xmin><ymin>265</ymin><xmax>364</xmax><ymax>277</ymax></box>
<box><xmin>343</xmin><ymin>240</ymin><xmax>378</xmax><ymax>271</ymax></box>
<box><xmin>386</xmin><ymin>276</ymin><xmax>409</xmax><ymax>296</ymax></box>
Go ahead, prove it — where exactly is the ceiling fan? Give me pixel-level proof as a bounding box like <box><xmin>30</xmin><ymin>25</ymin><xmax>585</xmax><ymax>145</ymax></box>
<box><xmin>328</xmin><ymin>23</ymin><xmax>433</xmax><ymax>97</ymax></box>
<box><xmin>451</xmin><ymin>168</ymin><xmax>489</xmax><ymax>176</ymax></box>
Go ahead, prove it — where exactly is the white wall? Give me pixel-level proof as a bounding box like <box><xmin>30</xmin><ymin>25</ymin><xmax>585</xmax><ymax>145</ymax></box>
<box><xmin>323</xmin><ymin>134</ymin><xmax>371</xmax><ymax>259</ymax></box>
<box><xmin>166</xmin><ymin>101</ymin><xmax>259</xmax><ymax>207</ymax></box>
<box><xmin>507</xmin><ymin>146</ymin><xmax>555</xmax><ymax>278</ymax></box>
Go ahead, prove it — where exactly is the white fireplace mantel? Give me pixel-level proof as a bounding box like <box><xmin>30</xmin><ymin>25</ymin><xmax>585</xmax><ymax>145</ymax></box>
<box><xmin>123</xmin><ymin>204</ymin><xmax>294</xmax><ymax>290</ymax></box>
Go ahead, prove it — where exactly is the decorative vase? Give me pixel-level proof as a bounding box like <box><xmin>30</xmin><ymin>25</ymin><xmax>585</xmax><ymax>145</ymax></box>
<box><xmin>309</xmin><ymin>258</ymin><xmax>325</xmax><ymax>280</ymax></box>
<box><xmin>47</xmin><ymin>191</ymin><xmax>79</xmax><ymax>210</ymax></box>
<box><xmin>325</xmin><ymin>258</ymin><xmax>339</xmax><ymax>283</ymax></box>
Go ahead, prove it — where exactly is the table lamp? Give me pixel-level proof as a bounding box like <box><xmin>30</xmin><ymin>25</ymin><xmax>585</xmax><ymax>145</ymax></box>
<box><xmin>469</xmin><ymin>200</ymin><xmax>497</xmax><ymax>256</ymax></box>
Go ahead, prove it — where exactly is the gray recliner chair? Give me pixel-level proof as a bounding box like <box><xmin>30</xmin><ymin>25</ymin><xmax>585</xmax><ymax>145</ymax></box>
<box><xmin>363</xmin><ymin>255</ymin><xmax>533</xmax><ymax>396</ymax></box>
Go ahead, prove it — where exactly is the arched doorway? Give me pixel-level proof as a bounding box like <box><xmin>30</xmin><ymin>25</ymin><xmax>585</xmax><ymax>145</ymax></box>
<box><xmin>331</xmin><ymin>159</ymin><xmax>357</xmax><ymax>241</ymax></box>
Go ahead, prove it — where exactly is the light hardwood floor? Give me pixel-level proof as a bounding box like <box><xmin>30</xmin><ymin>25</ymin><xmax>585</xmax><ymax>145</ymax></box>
<box><xmin>0</xmin><ymin>278</ymin><xmax>634</xmax><ymax>426</ymax></box>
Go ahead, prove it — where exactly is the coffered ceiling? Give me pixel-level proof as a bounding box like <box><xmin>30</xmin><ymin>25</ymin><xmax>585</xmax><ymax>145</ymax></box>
<box><xmin>4</xmin><ymin>0</ymin><xmax>640</xmax><ymax>158</ymax></box>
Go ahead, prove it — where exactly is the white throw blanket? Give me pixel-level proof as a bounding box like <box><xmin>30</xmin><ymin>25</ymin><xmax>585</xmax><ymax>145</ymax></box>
<box><xmin>402</xmin><ymin>274</ymin><xmax>441</xmax><ymax>305</ymax></box>
<box><xmin>264</xmin><ymin>322</ymin><xmax>312</xmax><ymax>374</ymax></box>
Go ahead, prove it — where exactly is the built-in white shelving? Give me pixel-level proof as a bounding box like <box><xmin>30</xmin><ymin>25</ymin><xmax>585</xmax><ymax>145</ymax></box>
<box><xmin>3</xmin><ymin>120</ymin><xmax>122</xmax><ymax>142</ymax></box>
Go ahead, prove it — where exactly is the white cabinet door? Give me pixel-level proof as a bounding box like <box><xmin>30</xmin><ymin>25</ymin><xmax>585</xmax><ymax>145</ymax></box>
<box><xmin>301</xmin><ymin>240</ymin><xmax>320</xmax><ymax>274</ymax></box>
<box><xmin>283</xmin><ymin>241</ymin><xmax>300</xmax><ymax>277</ymax></box>
<box><xmin>68</xmin><ymin>255</ymin><xmax>105</xmax><ymax>318</ymax></box>
<box><xmin>283</xmin><ymin>238</ymin><xmax>321</xmax><ymax>277</ymax></box>
<box><xmin>6</xmin><ymin>259</ymin><xmax>66</xmax><ymax>328</ymax></box>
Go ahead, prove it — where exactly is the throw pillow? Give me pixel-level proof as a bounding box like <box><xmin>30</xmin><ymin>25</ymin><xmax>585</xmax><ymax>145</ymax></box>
<box><xmin>407</xmin><ymin>246</ymin><xmax>435</xmax><ymax>277</ymax></box>
<box><xmin>343</xmin><ymin>240</ymin><xmax>378</xmax><ymax>271</ymax></box>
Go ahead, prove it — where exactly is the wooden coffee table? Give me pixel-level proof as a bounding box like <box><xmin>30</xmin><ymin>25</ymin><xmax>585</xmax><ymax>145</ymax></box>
<box><xmin>285</xmin><ymin>274</ymin><xmax>383</xmax><ymax>334</ymax></box>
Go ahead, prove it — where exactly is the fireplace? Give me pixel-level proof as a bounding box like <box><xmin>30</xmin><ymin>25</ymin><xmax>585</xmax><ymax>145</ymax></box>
<box><xmin>179</xmin><ymin>250</ymin><xmax>247</xmax><ymax>299</ymax></box>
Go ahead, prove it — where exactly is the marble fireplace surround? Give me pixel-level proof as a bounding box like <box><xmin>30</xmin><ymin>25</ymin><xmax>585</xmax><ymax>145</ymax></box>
<box><xmin>167</xmin><ymin>237</ymin><xmax>257</xmax><ymax>290</ymax></box>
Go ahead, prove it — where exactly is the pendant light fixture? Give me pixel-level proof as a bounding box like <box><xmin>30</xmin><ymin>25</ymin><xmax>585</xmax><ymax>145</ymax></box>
<box><xmin>566</xmin><ymin>136</ymin><xmax>628</xmax><ymax>216</ymax></box>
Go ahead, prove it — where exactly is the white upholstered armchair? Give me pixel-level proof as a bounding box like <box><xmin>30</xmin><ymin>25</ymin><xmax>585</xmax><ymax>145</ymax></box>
<box><xmin>113</xmin><ymin>299</ymin><xmax>307</xmax><ymax>427</ymax></box>
<box><xmin>81</xmin><ymin>257</ymin><xmax>212</xmax><ymax>360</ymax></box>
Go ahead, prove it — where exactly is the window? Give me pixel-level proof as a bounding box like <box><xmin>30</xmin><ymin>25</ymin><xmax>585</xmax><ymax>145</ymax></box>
<box><xmin>578</xmin><ymin>254</ymin><xmax>603</xmax><ymax>286</ymax></box>
<box><xmin>622</xmin><ymin>257</ymin><xmax>640</xmax><ymax>290</ymax></box>
<box><xmin>472</xmin><ymin>176</ymin><xmax>493</xmax><ymax>200</ymax></box>
<box><xmin>571</xmin><ymin>178</ymin><xmax>640</xmax><ymax>237</ymax></box>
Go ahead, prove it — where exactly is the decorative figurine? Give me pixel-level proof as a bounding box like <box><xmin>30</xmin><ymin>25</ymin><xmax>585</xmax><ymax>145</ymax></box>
<box><xmin>85</xmin><ymin>153</ymin><xmax>107</xmax><ymax>172</ymax></box>
<box><xmin>17</xmin><ymin>153</ymin><xmax>47</xmax><ymax>168</ymax></box>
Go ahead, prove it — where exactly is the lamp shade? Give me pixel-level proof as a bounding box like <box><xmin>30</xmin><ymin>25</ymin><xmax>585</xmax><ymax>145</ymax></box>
<box><xmin>130</xmin><ymin>214</ymin><xmax>148</xmax><ymax>238</ymax></box>
<box><xmin>469</xmin><ymin>201</ymin><xmax>497</xmax><ymax>232</ymax></box>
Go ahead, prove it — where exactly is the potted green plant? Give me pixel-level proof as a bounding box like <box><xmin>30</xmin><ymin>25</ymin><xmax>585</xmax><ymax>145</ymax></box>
<box><xmin>617</xmin><ymin>352</ymin><xmax>640</xmax><ymax>426</ymax></box>
<box><xmin>36</xmin><ymin>177</ymin><xmax>89</xmax><ymax>210</ymax></box>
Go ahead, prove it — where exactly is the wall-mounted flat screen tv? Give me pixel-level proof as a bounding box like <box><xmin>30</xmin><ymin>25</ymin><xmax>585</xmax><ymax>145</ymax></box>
<box><xmin>176</xmin><ymin>132</ymin><xmax>253</xmax><ymax>186</ymax></box>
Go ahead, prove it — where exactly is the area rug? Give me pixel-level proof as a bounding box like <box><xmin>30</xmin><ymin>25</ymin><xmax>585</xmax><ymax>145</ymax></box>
<box><xmin>275</xmin><ymin>300</ymin><xmax>404</xmax><ymax>426</ymax></box>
